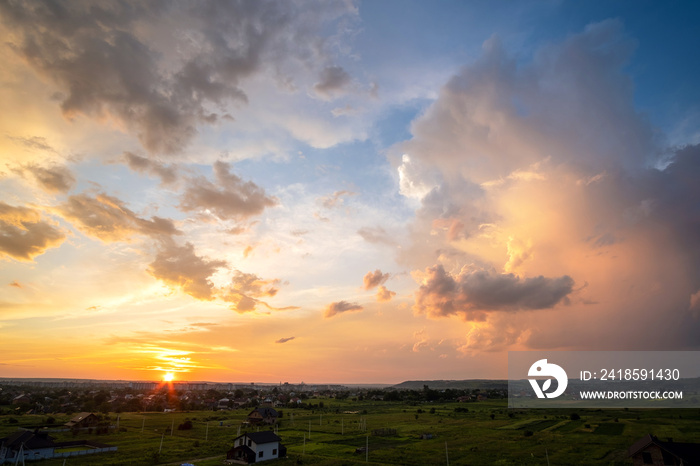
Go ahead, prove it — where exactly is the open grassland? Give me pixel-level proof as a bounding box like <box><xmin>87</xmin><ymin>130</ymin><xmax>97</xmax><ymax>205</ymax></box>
<box><xmin>2</xmin><ymin>400</ymin><xmax>700</xmax><ymax>465</ymax></box>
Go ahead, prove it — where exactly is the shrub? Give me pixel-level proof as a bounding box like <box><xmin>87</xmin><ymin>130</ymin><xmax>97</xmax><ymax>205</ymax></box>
<box><xmin>178</xmin><ymin>420</ymin><xmax>194</xmax><ymax>430</ymax></box>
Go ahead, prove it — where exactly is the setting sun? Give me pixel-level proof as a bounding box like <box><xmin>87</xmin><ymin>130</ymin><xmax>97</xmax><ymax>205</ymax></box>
<box><xmin>163</xmin><ymin>372</ymin><xmax>175</xmax><ymax>382</ymax></box>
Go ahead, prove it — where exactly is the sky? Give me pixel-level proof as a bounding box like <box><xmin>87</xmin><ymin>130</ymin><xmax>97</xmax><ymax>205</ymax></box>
<box><xmin>1</xmin><ymin>0</ymin><xmax>700</xmax><ymax>384</ymax></box>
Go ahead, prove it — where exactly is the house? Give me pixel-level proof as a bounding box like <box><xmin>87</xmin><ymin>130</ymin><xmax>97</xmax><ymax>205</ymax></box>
<box><xmin>0</xmin><ymin>431</ymin><xmax>56</xmax><ymax>463</ymax></box>
<box><xmin>233</xmin><ymin>398</ymin><xmax>249</xmax><ymax>408</ymax></box>
<box><xmin>227</xmin><ymin>432</ymin><xmax>286</xmax><ymax>464</ymax></box>
<box><xmin>629</xmin><ymin>434</ymin><xmax>700</xmax><ymax>465</ymax></box>
<box><xmin>0</xmin><ymin>430</ymin><xmax>117</xmax><ymax>464</ymax></box>
<box><xmin>11</xmin><ymin>395</ymin><xmax>31</xmax><ymax>405</ymax></box>
<box><xmin>218</xmin><ymin>398</ymin><xmax>231</xmax><ymax>410</ymax></box>
<box><xmin>247</xmin><ymin>407</ymin><xmax>278</xmax><ymax>425</ymax></box>
<box><xmin>65</xmin><ymin>412</ymin><xmax>99</xmax><ymax>429</ymax></box>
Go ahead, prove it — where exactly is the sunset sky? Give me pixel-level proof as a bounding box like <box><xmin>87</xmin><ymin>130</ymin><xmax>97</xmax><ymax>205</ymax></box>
<box><xmin>1</xmin><ymin>1</ymin><xmax>700</xmax><ymax>384</ymax></box>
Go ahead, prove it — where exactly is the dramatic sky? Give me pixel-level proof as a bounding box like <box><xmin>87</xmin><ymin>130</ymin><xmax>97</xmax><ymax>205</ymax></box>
<box><xmin>1</xmin><ymin>1</ymin><xmax>699</xmax><ymax>384</ymax></box>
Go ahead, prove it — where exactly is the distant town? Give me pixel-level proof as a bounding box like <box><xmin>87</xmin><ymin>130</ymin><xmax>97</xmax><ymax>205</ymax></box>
<box><xmin>0</xmin><ymin>377</ymin><xmax>508</xmax><ymax>415</ymax></box>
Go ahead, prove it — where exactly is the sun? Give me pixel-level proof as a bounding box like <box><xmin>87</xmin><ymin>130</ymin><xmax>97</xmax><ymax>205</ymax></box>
<box><xmin>163</xmin><ymin>372</ymin><xmax>175</xmax><ymax>382</ymax></box>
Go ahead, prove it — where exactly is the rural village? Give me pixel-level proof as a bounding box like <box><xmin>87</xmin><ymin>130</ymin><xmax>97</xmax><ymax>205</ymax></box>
<box><xmin>1</xmin><ymin>379</ymin><xmax>699</xmax><ymax>465</ymax></box>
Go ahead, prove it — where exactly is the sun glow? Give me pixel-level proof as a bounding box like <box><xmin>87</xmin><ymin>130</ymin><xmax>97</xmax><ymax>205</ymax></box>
<box><xmin>163</xmin><ymin>372</ymin><xmax>175</xmax><ymax>382</ymax></box>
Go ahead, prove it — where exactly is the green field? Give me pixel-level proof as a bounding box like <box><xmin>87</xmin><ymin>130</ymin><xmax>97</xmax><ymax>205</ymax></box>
<box><xmin>1</xmin><ymin>400</ymin><xmax>699</xmax><ymax>465</ymax></box>
<box><xmin>54</xmin><ymin>446</ymin><xmax>95</xmax><ymax>453</ymax></box>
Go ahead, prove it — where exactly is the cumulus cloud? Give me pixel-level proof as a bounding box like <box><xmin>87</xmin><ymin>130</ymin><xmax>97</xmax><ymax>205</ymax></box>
<box><xmin>362</xmin><ymin>269</ymin><xmax>390</xmax><ymax>290</ymax></box>
<box><xmin>324</xmin><ymin>300</ymin><xmax>363</xmax><ymax>318</ymax></box>
<box><xmin>275</xmin><ymin>336</ymin><xmax>296</xmax><ymax>344</ymax></box>
<box><xmin>313</xmin><ymin>65</ymin><xmax>352</xmax><ymax>100</ymax></box>
<box><xmin>148</xmin><ymin>242</ymin><xmax>226</xmax><ymax>301</ymax></box>
<box><xmin>414</xmin><ymin>265</ymin><xmax>574</xmax><ymax>321</ymax></box>
<box><xmin>397</xmin><ymin>154</ymin><xmax>440</xmax><ymax>200</ymax></box>
<box><xmin>180</xmin><ymin>161</ymin><xmax>277</xmax><ymax>220</ymax></box>
<box><xmin>396</xmin><ymin>20</ymin><xmax>700</xmax><ymax>349</ymax></box>
<box><xmin>22</xmin><ymin>164</ymin><xmax>76</xmax><ymax>193</ymax></box>
<box><xmin>124</xmin><ymin>152</ymin><xmax>178</xmax><ymax>185</ymax></box>
<box><xmin>220</xmin><ymin>271</ymin><xmax>281</xmax><ymax>313</ymax></box>
<box><xmin>0</xmin><ymin>202</ymin><xmax>65</xmax><ymax>261</ymax></box>
<box><xmin>0</xmin><ymin>1</ymin><xmax>359</xmax><ymax>154</ymax></box>
<box><xmin>58</xmin><ymin>193</ymin><xmax>180</xmax><ymax>242</ymax></box>
<box><xmin>376</xmin><ymin>285</ymin><xmax>396</xmax><ymax>302</ymax></box>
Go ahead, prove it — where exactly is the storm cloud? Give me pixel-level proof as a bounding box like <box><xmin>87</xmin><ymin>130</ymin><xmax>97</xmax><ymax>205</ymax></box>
<box><xmin>414</xmin><ymin>265</ymin><xmax>574</xmax><ymax>320</ymax></box>
<box><xmin>397</xmin><ymin>19</ymin><xmax>700</xmax><ymax>349</ymax></box>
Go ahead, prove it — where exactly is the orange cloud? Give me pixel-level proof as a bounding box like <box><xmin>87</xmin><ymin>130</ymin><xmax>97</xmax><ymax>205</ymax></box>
<box><xmin>0</xmin><ymin>202</ymin><xmax>65</xmax><ymax>261</ymax></box>
<box><xmin>58</xmin><ymin>193</ymin><xmax>180</xmax><ymax>242</ymax></box>
<box><xmin>362</xmin><ymin>269</ymin><xmax>390</xmax><ymax>290</ymax></box>
<box><xmin>148</xmin><ymin>242</ymin><xmax>226</xmax><ymax>301</ymax></box>
<box><xmin>220</xmin><ymin>271</ymin><xmax>282</xmax><ymax>313</ymax></box>
<box><xmin>376</xmin><ymin>285</ymin><xmax>396</xmax><ymax>302</ymax></box>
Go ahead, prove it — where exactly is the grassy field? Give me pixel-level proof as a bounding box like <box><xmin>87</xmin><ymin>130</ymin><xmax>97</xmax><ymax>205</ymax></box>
<box><xmin>1</xmin><ymin>400</ymin><xmax>700</xmax><ymax>465</ymax></box>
